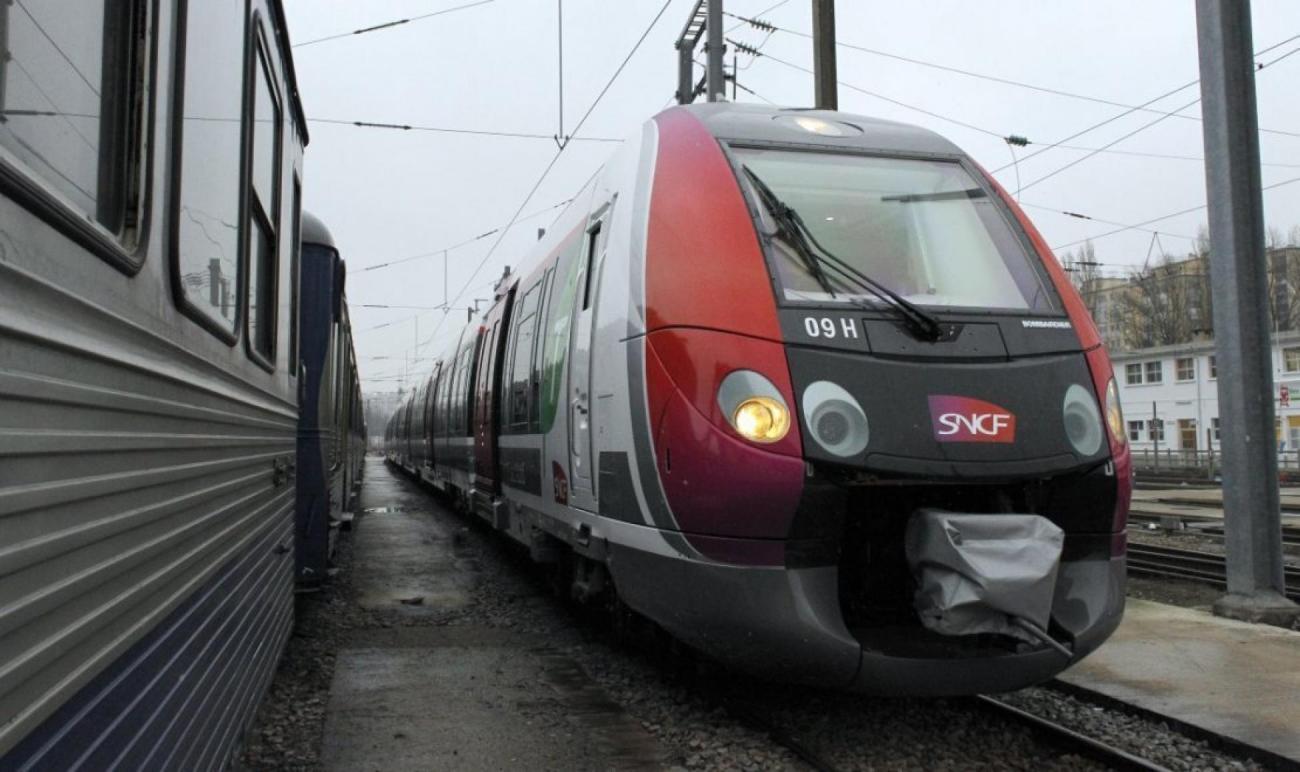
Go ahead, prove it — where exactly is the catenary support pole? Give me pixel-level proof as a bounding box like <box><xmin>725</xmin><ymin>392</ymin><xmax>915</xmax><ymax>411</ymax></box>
<box><xmin>811</xmin><ymin>0</ymin><xmax>837</xmax><ymax>109</ymax></box>
<box><xmin>677</xmin><ymin>39</ymin><xmax>693</xmax><ymax>104</ymax></box>
<box><xmin>1195</xmin><ymin>0</ymin><xmax>1299</xmax><ymax>624</ymax></box>
<box><xmin>706</xmin><ymin>0</ymin><xmax>725</xmax><ymax>102</ymax></box>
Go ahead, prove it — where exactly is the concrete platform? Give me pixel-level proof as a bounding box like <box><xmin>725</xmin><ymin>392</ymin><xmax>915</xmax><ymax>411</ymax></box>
<box><xmin>319</xmin><ymin>458</ymin><xmax>668</xmax><ymax>771</ymax></box>
<box><xmin>1060</xmin><ymin>599</ymin><xmax>1300</xmax><ymax>763</ymax></box>
<box><xmin>1132</xmin><ymin>486</ymin><xmax>1300</xmax><ymax>516</ymax></box>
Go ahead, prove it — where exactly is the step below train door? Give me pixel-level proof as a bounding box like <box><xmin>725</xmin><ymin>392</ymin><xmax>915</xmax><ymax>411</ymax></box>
<box><xmin>567</xmin><ymin>205</ymin><xmax>611</xmax><ymax>512</ymax></box>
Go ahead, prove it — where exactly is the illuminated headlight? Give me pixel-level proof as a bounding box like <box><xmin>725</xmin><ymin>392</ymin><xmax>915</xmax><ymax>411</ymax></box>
<box><xmin>1104</xmin><ymin>377</ymin><xmax>1126</xmax><ymax>446</ymax></box>
<box><xmin>802</xmin><ymin>381</ymin><xmax>869</xmax><ymax>457</ymax></box>
<box><xmin>1063</xmin><ymin>383</ymin><xmax>1105</xmax><ymax>456</ymax></box>
<box><xmin>718</xmin><ymin>371</ymin><xmax>791</xmax><ymax>444</ymax></box>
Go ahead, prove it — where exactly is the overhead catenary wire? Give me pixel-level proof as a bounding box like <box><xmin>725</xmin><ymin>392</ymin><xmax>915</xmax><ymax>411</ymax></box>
<box><xmin>725</xmin><ymin>11</ymin><xmax>1300</xmax><ymax>140</ymax></box>
<box><xmin>413</xmin><ymin>0</ymin><xmax>676</xmax><ymax>356</ymax></box>
<box><xmin>309</xmin><ymin>118</ymin><xmax>621</xmax><ymax>143</ymax></box>
<box><xmin>1018</xmin><ymin>202</ymin><xmax>1199</xmax><ymax>243</ymax></box>
<box><xmin>731</xmin><ymin>43</ymin><xmax>1300</xmax><ymax>174</ymax></box>
<box><xmin>293</xmin><ymin>0</ymin><xmax>496</xmax><ymax>48</ymax></box>
<box><xmin>1050</xmin><ymin>175</ymin><xmax>1300</xmax><ymax>251</ymax></box>
<box><xmin>356</xmin><ymin>199</ymin><xmax>574</xmax><ymax>275</ymax></box>
<box><xmin>745</xmin><ymin>47</ymin><xmax>1008</xmax><ymax>140</ymax></box>
<box><xmin>1013</xmin><ymin>44</ymin><xmax>1300</xmax><ymax>192</ymax></box>
<box><xmin>992</xmin><ymin>36</ymin><xmax>1300</xmax><ymax>175</ymax></box>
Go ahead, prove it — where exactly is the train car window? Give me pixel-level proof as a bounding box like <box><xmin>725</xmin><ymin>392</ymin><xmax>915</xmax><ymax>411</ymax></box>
<box><xmin>173</xmin><ymin>1</ymin><xmax>248</xmax><ymax>339</ymax></box>
<box><xmin>506</xmin><ymin>282</ymin><xmax>542</xmax><ymax>430</ymax></box>
<box><xmin>530</xmin><ymin>268</ymin><xmax>554</xmax><ymax>429</ymax></box>
<box><xmin>460</xmin><ymin>338</ymin><xmax>478</xmax><ymax>435</ymax></box>
<box><xmin>581</xmin><ymin>224</ymin><xmax>601</xmax><ymax>311</ymax></box>
<box><xmin>733</xmin><ymin>147</ymin><xmax>1059</xmax><ymax>313</ymax></box>
<box><xmin>0</xmin><ymin>0</ymin><xmax>146</xmax><ymax>254</ymax></box>
<box><xmin>246</xmin><ymin>32</ymin><xmax>282</xmax><ymax>366</ymax></box>
<box><xmin>288</xmin><ymin>175</ymin><xmax>302</xmax><ymax>373</ymax></box>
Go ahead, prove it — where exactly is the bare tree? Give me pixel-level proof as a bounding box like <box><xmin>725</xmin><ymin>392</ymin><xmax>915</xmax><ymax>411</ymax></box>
<box><xmin>1062</xmin><ymin>239</ymin><xmax>1102</xmax><ymax>310</ymax></box>
<box><xmin>1115</xmin><ymin>253</ymin><xmax>1208</xmax><ymax>348</ymax></box>
<box><xmin>1267</xmin><ymin>247</ymin><xmax>1300</xmax><ymax>332</ymax></box>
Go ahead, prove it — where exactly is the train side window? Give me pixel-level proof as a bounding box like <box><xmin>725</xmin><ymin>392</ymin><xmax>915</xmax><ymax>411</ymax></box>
<box><xmin>530</xmin><ymin>268</ymin><xmax>555</xmax><ymax>428</ymax></box>
<box><xmin>506</xmin><ymin>282</ymin><xmax>542</xmax><ymax>430</ymax></box>
<box><xmin>0</xmin><ymin>0</ymin><xmax>146</xmax><ymax>261</ymax></box>
<box><xmin>172</xmin><ymin>1</ymin><xmax>247</xmax><ymax>339</ymax></box>
<box><xmin>246</xmin><ymin>30</ymin><xmax>282</xmax><ymax>367</ymax></box>
<box><xmin>581</xmin><ymin>224</ymin><xmax>601</xmax><ymax>311</ymax></box>
<box><xmin>288</xmin><ymin>175</ymin><xmax>302</xmax><ymax>374</ymax></box>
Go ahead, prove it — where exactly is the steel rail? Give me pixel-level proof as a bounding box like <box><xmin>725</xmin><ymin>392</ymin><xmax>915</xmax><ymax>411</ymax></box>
<box><xmin>972</xmin><ymin>695</ymin><xmax>1172</xmax><ymax>772</ymax></box>
<box><xmin>1128</xmin><ymin>542</ymin><xmax>1300</xmax><ymax>601</ymax></box>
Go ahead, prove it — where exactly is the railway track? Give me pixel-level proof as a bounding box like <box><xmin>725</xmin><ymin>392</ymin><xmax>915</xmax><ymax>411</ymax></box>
<box><xmin>1128</xmin><ymin>542</ymin><xmax>1300</xmax><ymax>601</ymax></box>
<box><xmin>973</xmin><ymin>695</ymin><xmax>1172</xmax><ymax>772</ymax></box>
<box><xmin>728</xmin><ymin>693</ymin><xmax>1175</xmax><ymax>771</ymax></box>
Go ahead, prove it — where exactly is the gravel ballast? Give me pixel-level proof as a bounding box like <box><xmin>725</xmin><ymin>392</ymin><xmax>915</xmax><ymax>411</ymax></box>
<box><xmin>239</xmin><ymin>458</ymin><xmax>1271</xmax><ymax>770</ymax></box>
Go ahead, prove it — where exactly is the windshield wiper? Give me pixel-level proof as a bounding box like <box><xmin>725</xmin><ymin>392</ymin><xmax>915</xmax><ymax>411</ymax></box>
<box><xmin>742</xmin><ymin>169</ymin><xmax>838</xmax><ymax>297</ymax></box>
<box><xmin>742</xmin><ymin>166</ymin><xmax>945</xmax><ymax>341</ymax></box>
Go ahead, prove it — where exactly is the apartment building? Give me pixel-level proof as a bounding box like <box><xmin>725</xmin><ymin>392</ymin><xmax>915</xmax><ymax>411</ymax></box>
<box><xmin>1111</xmin><ymin>331</ymin><xmax>1300</xmax><ymax>455</ymax></box>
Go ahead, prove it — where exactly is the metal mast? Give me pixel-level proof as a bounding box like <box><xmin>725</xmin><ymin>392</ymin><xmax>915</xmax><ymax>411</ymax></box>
<box><xmin>675</xmin><ymin>0</ymin><xmax>726</xmax><ymax>104</ymax></box>
<box><xmin>811</xmin><ymin>0</ymin><xmax>837</xmax><ymax>109</ymax></box>
<box><xmin>1195</xmin><ymin>0</ymin><xmax>1299</xmax><ymax>624</ymax></box>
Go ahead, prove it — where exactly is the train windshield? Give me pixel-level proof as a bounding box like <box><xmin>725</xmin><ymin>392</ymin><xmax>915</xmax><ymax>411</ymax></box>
<box><xmin>733</xmin><ymin>147</ymin><xmax>1056</xmax><ymax>312</ymax></box>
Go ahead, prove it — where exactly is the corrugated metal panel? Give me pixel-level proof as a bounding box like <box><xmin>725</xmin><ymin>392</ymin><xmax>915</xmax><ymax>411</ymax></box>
<box><xmin>0</xmin><ymin>259</ymin><xmax>297</xmax><ymax>764</ymax></box>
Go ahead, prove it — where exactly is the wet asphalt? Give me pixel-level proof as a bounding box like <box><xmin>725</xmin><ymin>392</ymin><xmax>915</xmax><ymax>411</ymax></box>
<box><xmin>319</xmin><ymin>457</ymin><xmax>669</xmax><ymax>771</ymax></box>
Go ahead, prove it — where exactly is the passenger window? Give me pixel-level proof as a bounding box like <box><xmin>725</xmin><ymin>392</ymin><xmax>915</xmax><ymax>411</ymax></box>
<box><xmin>459</xmin><ymin>342</ymin><xmax>476</xmax><ymax>434</ymax></box>
<box><xmin>582</xmin><ymin>224</ymin><xmax>601</xmax><ymax>311</ymax></box>
<box><xmin>288</xmin><ymin>175</ymin><xmax>302</xmax><ymax>372</ymax></box>
<box><xmin>0</xmin><ymin>1</ymin><xmax>143</xmax><ymax>238</ymax></box>
<box><xmin>247</xmin><ymin>34</ymin><xmax>282</xmax><ymax>363</ymax></box>
<box><xmin>507</xmin><ymin>283</ymin><xmax>542</xmax><ymax>429</ymax></box>
<box><xmin>174</xmin><ymin>1</ymin><xmax>246</xmax><ymax>336</ymax></box>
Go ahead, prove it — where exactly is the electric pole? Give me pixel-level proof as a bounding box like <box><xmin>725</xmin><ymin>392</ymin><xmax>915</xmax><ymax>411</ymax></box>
<box><xmin>812</xmin><ymin>0</ymin><xmax>837</xmax><ymax>110</ymax></box>
<box><xmin>1196</xmin><ymin>0</ymin><xmax>1299</xmax><ymax>624</ymax></box>
<box><xmin>706</xmin><ymin>0</ymin><xmax>725</xmax><ymax>102</ymax></box>
<box><xmin>674</xmin><ymin>0</ymin><xmax>726</xmax><ymax>104</ymax></box>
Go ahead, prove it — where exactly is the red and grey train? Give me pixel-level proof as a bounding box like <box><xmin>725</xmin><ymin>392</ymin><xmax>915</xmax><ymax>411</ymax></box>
<box><xmin>386</xmin><ymin>102</ymin><xmax>1131</xmax><ymax>695</ymax></box>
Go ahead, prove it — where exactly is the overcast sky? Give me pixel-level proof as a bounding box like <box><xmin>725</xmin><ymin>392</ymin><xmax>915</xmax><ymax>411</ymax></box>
<box><xmin>282</xmin><ymin>0</ymin><xmax>1300</xmax><ymax>393</ymax></box>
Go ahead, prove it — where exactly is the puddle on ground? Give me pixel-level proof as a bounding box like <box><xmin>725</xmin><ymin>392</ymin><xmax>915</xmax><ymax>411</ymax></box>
<box><xmin>362</xmin><ymin>506</ymin><xmax>407</xmax><ymax>514</ymax></box>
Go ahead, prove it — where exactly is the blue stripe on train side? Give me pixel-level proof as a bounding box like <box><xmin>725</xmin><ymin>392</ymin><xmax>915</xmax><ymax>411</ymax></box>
<box><xmin>1</xmin><ymin>506</ymin><xmax>293</xmax><ymax>772</ymax></box>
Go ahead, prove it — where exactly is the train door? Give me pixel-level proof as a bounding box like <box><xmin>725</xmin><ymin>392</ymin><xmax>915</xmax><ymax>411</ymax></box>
<box><xmin>431</xmin><ymin>358</ymin><xmax>447</xmax><ymax>473</ymax></box>
<box><xmin>567</xmin><ymin>209</ymin><xmax>610</xmax><ymax>511</ymax></box>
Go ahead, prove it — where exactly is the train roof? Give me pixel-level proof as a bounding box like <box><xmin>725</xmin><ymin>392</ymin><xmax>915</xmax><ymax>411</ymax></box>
<box><xmin>674</xmin><ymin>102</ymin><xmax>964</xmax><ymax>158</ymax></box>
<box><xmin>301</xmin><ymin>211</ymin><xmax>335</xmax><ymax>247</ymax></box>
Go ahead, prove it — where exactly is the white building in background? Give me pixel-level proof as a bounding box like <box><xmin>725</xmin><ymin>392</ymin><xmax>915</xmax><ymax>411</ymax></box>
<box><xmin>1111</xmin><ymin>331</ymin><xmax>1300</xmax><ymax>459</ymax></box>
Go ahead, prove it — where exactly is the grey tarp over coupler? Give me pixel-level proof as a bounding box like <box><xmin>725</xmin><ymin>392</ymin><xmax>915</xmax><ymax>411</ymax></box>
<box><xmin>905</xmin><ymin>510</ymin><xmax>1072</xmax><ymax>657</ymax></box>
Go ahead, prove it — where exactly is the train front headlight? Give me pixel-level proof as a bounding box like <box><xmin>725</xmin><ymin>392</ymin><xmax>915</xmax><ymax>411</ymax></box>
<box><xmin>1105</xmin><ymin>377</ymin><xmax>1126</xmax><ymax>446</ymax></box>
<box><xmin>718</xmin><ymin>371</ymin><xmax>791</xmax><ymax>444</ymax></box>
<box><xmin>733</xmin><ymin>397</ymin><xmax>790</xmax><ymax>443</ymax></box>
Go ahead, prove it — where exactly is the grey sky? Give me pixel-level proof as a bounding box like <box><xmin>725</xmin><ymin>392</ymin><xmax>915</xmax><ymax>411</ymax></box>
<box><xmin>282</xmin><ymin>0</ymin><xmax>1300</xmax><ymax>393</ymax></box>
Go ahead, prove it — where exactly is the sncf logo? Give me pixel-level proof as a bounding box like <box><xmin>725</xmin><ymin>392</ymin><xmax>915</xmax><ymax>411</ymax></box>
<box><xmin>928</xmin><ymin>396</ymin><xmax>1016</xmax><ymax>443</ymax></box>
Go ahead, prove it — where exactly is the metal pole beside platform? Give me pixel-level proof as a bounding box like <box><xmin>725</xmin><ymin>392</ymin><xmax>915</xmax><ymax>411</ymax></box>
<box><xmin>1195</xmin><ymin>0</ymin><xmax>1299</xmax><ymax>624</ymax></box>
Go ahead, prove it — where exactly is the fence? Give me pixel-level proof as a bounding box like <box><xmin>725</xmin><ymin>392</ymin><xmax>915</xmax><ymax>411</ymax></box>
<box><xmin>1130</xmin><ymin>447</ymin><xmax>1300</xmax><ymax>479</ymax></box>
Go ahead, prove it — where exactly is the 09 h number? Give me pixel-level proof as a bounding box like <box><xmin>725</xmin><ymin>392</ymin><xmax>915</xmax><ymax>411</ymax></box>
<box><xmin>803</xmin><ymin>316</ymin><xmax>859</xmax><ymax>340</ymax></box>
